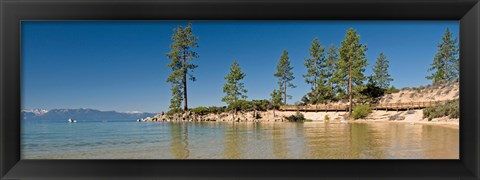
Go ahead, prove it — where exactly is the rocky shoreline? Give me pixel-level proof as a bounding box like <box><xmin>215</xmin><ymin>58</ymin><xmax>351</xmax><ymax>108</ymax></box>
<box><xmin>138</xmin><ymin>110</ymin><xmax>305</xmax><ymax>122</ymax></box>
<box><xmin>138</xmin><ymin>109</ymin><xmax>459</xmax><ymax>129</ymax></box>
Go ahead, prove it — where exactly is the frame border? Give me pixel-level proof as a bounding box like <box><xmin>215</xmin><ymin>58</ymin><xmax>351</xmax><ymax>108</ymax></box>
<box><xmin>1</xmin><ymin>0</ymin><xmax>479</xmax><ymax>179</ymax></box>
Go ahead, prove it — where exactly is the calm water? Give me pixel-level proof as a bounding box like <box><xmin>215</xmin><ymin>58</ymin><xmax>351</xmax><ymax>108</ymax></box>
<box><xmin>22</xmin><ymin>121</ymin><xmax>459</xmax><ymax>159</ymax></box>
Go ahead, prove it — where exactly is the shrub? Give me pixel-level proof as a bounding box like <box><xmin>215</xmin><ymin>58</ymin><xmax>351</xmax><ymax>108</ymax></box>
<box><xmin>189</xmin><ymin>106</ymin><xmax>226</xmax><ymax>115</ymax></box>
<box><xmin>447</xmin><ymin>100</ymin><xmax>459</xmax><ymax>119</ymax></box>
<box><xmin>352</xmin><ymin>104</ymin><xmax>372</xmax><ymax>120</ymax></box>
<box><xmin>385</xmin><ymin>86</ymin><xmax>400</xmax><ymax>94</ymax></box>
<box><xmin>207</xmin><ymin>106</ymin><xmax>226</xmax><ymax>114</ymax></box>
<box><xmin>227</xmin><ymin>100</ymin><xmax>254</xmax><ymax>112</ymax></box>
<box><xmin>251</xmin><ymin>99</ymin><xmax>271</xmax><ymax>111</ymax></box>
<box><xmin>166</xmin><ymin>108</ymin><xmax>184</xmax><ymax>116</ymax></box>
<box><xmin>423</xmin><ymin>99</ymin><xmax>459</xmax><ymax>121</ymax></box>
<box><xmin>227</xmin><ymin>99</ymin><xmax>272</xmax><ymax>112</ymax></box>
<box><xmin>360</xmin><ymin>81</ymin><xmax>385</xmax><ymax>103</ymax></box>
<box><xmin>287</xmin><ymin>111</ymin><xmax>305</xmax><ymax>122</ymax></box>
<box><xmin>190</xmin><ymin>106</ymin><xmax>210</xmax><ymax>115</ymax></box>
<box><xmin>300</xmin><ymin>95</ymin><xmax>310</xmax><ymax>106</ymax></box>
<box><xmin>324</xmin><ymin>114</ymin><xmax>330</xmax><ymax>121</ymax></box>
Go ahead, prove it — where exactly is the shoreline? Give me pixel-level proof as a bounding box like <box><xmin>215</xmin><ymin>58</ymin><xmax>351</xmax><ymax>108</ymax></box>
<box><xmin>348</xmin><ymin>119</ymin><xmax>459</xmax><ymax>130</ymax></box>
<box><xmin>141</xmin><ymin>109</ymin><xmax>459</xmax><ymax>129</ymax></box>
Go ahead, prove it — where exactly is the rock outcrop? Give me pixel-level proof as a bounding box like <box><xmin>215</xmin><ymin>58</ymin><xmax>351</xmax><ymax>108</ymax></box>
<box><xmin>139</xmin><ymin>110</ymin><xmax>290</xmax><ymax>122</ymax></box>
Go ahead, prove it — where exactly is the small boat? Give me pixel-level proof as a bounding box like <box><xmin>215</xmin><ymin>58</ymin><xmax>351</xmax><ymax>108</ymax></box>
<box><xmin>68</xmin><ymin>118</ymin><xmax>77</xmax><ymax>123</ymax></box>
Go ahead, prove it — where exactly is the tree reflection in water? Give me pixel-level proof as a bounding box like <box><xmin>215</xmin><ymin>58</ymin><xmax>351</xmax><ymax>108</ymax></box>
<box><xmin>170</xmin><ymin>122</ymin><xmax>189</xmax><ymax>159</ymax></box>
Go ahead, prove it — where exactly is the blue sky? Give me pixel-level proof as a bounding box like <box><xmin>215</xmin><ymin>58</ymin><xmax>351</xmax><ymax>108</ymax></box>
<box><xmin>21</xmin><ymin>21</ymin><xmax>459</xmax><ymax>113</ymax></box>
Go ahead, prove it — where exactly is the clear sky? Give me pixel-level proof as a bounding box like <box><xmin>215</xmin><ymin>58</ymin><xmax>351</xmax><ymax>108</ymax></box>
<box><xmin>21</xmin><ymin>21</ymin><xmax>459</xmax><ymax>113</ymax></box>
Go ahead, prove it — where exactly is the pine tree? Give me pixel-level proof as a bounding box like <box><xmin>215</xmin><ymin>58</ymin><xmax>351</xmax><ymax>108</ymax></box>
<box><xmin>325</xmin><ymin>44</ymin><xmax>339</xmax><ymax>101</ymax></box>
<box><xmin>274</xmin><ymin>50</ymin><xmax>296</xmax><ymax>105</ymax></box>
<box><xmin>166</xmin><ymin>23</ymin><xmax>199</xmax><ymax>112</ymax></box>
<box><xmin>303</xmin><ymin>37</ymin><xmax>325</xmax><ymax>104</ymax></box>
<box><xmin>372</xmin><ymin>53</ymin><xmax>393</xmax><ymax>89</ymax></box>
<box><xmin>168</xmin><ymin>79</ymin><xmax>184</xmax><ymax>113</ymax></box>
<box><xmin>222</xmin><ymin>60</ymin><xmax>248</xmax><ymax>105</ymax></box>
<box><xmin>335</xmin><ymin>28</ymin><xmax>368</xmax><ymax>118</ymax></box>
<box><xmin>270</xmin><ymin>89</ymin><xmax>283</xmax><ymax>117</ymax></box>
<box><xmin>426</xmin><ymin>28</ymin><xmax>459</xmax><ymax>84</ymax></box>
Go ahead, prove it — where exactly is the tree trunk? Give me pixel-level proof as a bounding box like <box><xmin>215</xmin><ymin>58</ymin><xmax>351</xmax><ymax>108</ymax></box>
<box><xmin>444</xmin><ymin>59</ymin><xmax>447</xmax><ymax>81</ymax></box>
<box><xmin>183</xmin><ymin>70</ymin><xmax>188</xmax><ymax>111</ymax></box>
<box><xmin>284</xmin><ymin>82</ymin><xmax>287</xmax><ymax>105</ymax></box>
<box><xmin>232</xmin><ymin>109</ymin><xmax>236</xmax><ymax>122</ymax></box>
<box><xmin>348</xmin><ymin>64</ymin><xmax>353</xmax><ymax>118</ymax></box>
<box><xmin>330</xmin><ymin>81</ymin><xmax>334</xmax><ymax>99</ymax></box>
<box><xmin>313</xmin><ymin>61</ymin><xmax>317</xmax><ymax>100</ymax></box>
<box><xmin>183</xmin><ymin>49</ymin><xmax>188</xmax><ymax>111</ymax></box>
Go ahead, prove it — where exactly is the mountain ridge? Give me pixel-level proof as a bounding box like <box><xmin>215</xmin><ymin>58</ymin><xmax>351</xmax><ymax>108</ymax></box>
<box><xmin>22</xmin><ymin>108</ymin><xmax>157</xmax><ymax>121</ymax></box>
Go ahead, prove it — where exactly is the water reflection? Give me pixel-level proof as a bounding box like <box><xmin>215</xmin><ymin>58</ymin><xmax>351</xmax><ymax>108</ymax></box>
<box><xmin>170</xmin><ymin>122</ymin><xmax>189</xmax><ymax>159</ymax></box>
<box><xmin>272</xmin><ymin>123</ymin><xmax>287</xmax><ymax>158</ymax></box>
<box><xmin>224</xmin><ymin>123</ymin><xmax>242</xmax><ymax>159</ymax></box>
<box><xmin>164</xmin><ymin>122</ymin><xmax>458</xmax><ymax>159</ymax></box>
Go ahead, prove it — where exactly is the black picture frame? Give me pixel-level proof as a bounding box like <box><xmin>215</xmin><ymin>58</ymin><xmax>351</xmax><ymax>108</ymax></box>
<box><xmin>1</xmin><ymin>0</ymin><xmax>479</xmax><ymax>179</ymax></box>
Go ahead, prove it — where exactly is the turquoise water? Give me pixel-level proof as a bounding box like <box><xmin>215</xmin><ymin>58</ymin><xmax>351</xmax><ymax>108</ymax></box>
<box><xmin>22</xmin><ymin>121</ymin><xmax>459</xmax><ymax>159</ymax></box>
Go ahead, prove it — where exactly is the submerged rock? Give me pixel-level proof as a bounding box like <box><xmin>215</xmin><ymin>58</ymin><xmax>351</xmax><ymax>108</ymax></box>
<box><xmin>389</xmin><ymin>114</ymin><xmax>405</xmax><ymax>121</ymax></box>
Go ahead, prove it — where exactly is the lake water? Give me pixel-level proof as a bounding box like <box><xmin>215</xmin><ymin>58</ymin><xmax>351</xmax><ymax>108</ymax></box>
<box><xmin>22</xmin><ymin>121</ymin><xmax>459</xmax><ymax>159</ymax></box>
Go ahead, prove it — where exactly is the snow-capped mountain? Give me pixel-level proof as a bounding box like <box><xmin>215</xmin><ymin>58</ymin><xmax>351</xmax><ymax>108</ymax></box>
<box><xmin>124</xmin><ymin>111</ymin><xmax>145</xmax><ymax>114</ymax></box>
<box><xmin>21</xmin><ymin>109</ymin><xmax>49</xmax><ymax>115</ymax></box>
<box><xmin>22</xmin><ymin>108</ymin><xmax>156</xmax><ymax>121</ymax></box>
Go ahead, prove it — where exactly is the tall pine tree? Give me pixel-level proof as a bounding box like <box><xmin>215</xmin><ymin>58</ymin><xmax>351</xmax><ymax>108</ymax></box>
<box><xmin>274</xmin><ymin>50</ymin><xmax>296</xmax><ymax>105</ymax></box>
<box><xmin>166</xmin><ymin>23</ymin><xmax>199</xmax><ymax>112</ymax></box>
<box><xmin>335</xmin><ymin>28</ymin><xmax>368</xmax><ymax>118</ymax></box>
<box><xmin>222</xmin><ymin>60</ymin><xmax>248</xmax><ymax>105</ymax></box>
<box><xmin>325</xmin><ymin>44</ymin><xmax>339</xmax><ymax>102</ymax></box>
<box><xmin>426</xmin><ymin>28</ymin><xmax>459</xmax><ymax>84</ymax></box>
<box><xmin>303</xmin><ymin>37</ymin><xmax>325</xmax><ymax>104</ymax></box>
<box><xmin>372</xmin><ymin>53</ymin><xmax>393</xmax><ymax>89</ymax></box>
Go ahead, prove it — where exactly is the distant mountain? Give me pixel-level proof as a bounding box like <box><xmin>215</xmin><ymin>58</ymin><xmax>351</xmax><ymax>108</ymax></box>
<box><xmin>22</xmin><ymin>108</ymin><xmax>157</xmax><ymax>121</ymax></box>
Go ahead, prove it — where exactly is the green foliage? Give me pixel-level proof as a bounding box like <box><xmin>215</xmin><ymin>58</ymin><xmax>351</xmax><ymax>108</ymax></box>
<box><xmin>303</xmin><ymin>37</ymin><xmax>325</xmax><ymax>88</ymax></box>
<box><xmin>384</xmin><ymin>86</ymin><xmax>400</xmax><ymax>94</ymax></box>
<box><xmin>227</xmin><ymin>99</ymin><xmax>272</xmax><ymax>112</ymax></box>
<box><xmin>324</xmin><ymin>114</ymin><xmax>330</xmax><ymax>121</ymax></box>
<box><xmin>222</xmin><ymin>60</ymin><xmax>248</xmax><ymax>105</ymax></box>
<box><xmin>423</xmin><ymin>99</ymin><xmax>459</xmax><ymax>121</ymax></box>
<box><xmin>168</xmin><ymin>81</ymin><xmax>184</xmax><ymax>110</ymax></box>
<box><xmin>360</xmin><ymin>76</ymin><xmax>385</xmax><ymax>104</ymax></box>
<box><xmin>334</xmin><ymin>28</ymin><xmax>368</xmax><ymax>116</ymax></box>
<box><xmin>426</xmin><ymin>28</ymin><xmax>459</xmax><ymax>84</ymax></box>
<box><xmin>166</xmin><ymin>108</ymin><xmax>184</xmax><ymax>116</ymax></box>
<box><xmin>166</xmin><ymin>22</ymin><xmax>199</xmax><ymax>111</ymax></box>
<box><xmin>270</xmin><ymin>89</ymin><xmax>284</xmax><ymax>109</ymax></box>
<box><xmin>303</xmin><ymin>42</ymin><xmax>339</xmax><ymax>105</ymax></box>
<box><xmin>274</xmin><ymin>50</ymin><xmax>296</xmax><ymax>104</ymax></box>
<box><xmin>324</xmin><ymin>44</ymin><xmax>339</xmax><ymax>101</ymax></box>
<box><xmin>372</xmin><ymin>53</ymin><xmax>394</xmax><ymax>89</ymax></box>
<box><xmin>250</xmin><ymin>99</ymin><xmax>271</xmax><ymax>111</ymax></box>
<box><xmin>287</xmin><ymin>111</ymin><xmax>305</xmax><ymax>122</ymax></box>
<box><xmin>299</xmin><ymin>94</ymin><xmax>310</xmax><ymax>106</ymax></box>
<box><xmin>190</xmin><ymin>106</ymin><xmax>226</xmax><ymax>115</ymax></box>
<box><xmin>303</xmin><ymin>38</ymin><xmax>329</xmax><ymax>104</ymax></box>
<box><xmin>352</xmin><ymin>104</ymin><xmax>372</xmax><ymax>119</ymax></box>
<box><xmin>190</xmin><ymin>106</ymin><xmax>210</xmax><ymax>115</ymax></box>
<box><xmin>207</xmin><ymin>106</ymin><xmax>227</xmax><ymax>114</ymax></box>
